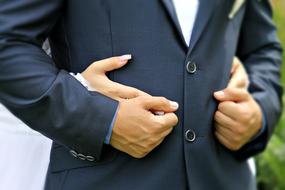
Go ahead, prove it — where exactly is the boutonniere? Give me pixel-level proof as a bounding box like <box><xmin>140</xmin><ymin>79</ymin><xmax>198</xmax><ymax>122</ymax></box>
<box><xmin>228</xmin><ymin>0</ymin><xmax>246</xmax><ymax>19</ymax></box>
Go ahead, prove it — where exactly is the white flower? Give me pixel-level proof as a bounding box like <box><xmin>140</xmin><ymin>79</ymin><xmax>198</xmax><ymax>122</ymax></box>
<box><xmin>228</xmin><ymin>0</ymin><xmax>246</xmax><ymax>19</ymax></box>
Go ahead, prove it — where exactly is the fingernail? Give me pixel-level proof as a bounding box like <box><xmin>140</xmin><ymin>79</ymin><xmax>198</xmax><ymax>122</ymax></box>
<box><xmin>119</xmin><ymin>54</ymin><xmax>132</xmax><ymax>63</ymax></box>
<box><xmin>154</xmin><ymin>111</ymin><xmax>165</xmax><ymax>116</ymax></box>
<box><xmin>170</xmin><ymin>101</ymin><xmax>179</xmax><ymax>109</ymax></box>
<box><xmin>214</xmin><ymin>91</ymin><xmax>225</xmax><ymax>98</ymax></box>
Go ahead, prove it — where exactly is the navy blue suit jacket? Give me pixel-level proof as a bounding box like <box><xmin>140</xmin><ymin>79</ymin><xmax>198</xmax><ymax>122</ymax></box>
<box><xmin>0</xmin><ymin>0</ymin><xmax>282</xmax><ymax>189</ymax></box>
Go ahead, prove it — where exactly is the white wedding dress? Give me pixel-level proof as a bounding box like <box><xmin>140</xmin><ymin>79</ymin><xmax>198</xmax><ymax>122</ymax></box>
<box><xmin>0</xmin><ymin>104</ymin><xmax>52</xmax><ymax>190</ymax></box>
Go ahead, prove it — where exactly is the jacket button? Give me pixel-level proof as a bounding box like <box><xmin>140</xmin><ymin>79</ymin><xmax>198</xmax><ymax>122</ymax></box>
<box><xmin>70</xmin><ymin>150</ymin><xmax>78</xmax><ymax>158</ymax></box>
<box><xmin>185</xmin><ymin>129</ymin><xmax>196</xmax><ymax>142</ymax></box>
<box><xmin>186</xmin><ymin>61</ymin><xmax>197</xmax><ymax>74</ymax></box>
<box><xmin>86</xmin><ymin>156</ymin><xmax>96</xmax><ymax>162</ymax></box>
<box><xmin>78</xmin><ymin>153</ymin><xmax>87</xmax><ymax>161</ymax></box>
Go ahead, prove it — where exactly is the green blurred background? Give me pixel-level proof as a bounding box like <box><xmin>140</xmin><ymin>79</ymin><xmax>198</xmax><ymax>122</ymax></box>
<box><xmin>256</xmin><ymin>0</ymin><xmax>285</xmax><ymax>189</ymax></box>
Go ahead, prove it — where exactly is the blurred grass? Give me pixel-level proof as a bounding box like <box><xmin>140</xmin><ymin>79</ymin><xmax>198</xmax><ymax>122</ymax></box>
<box><xmin>256</xmin><ymin>0</ymin><xmax>285</xmax><ymax>190</ymax></box>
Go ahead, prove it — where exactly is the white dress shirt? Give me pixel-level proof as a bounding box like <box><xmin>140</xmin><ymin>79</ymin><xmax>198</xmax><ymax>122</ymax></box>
<box><xmin>172</xmin><ymin>0</ymin><xmax>199</xmax><ymax>46</ymax></box>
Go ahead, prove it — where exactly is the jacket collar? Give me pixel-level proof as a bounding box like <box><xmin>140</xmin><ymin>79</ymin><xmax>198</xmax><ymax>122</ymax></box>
<box><xmin>160</xmin><ymin>0</ymin><xmax>219</xmax><ymax>52</ymax></box>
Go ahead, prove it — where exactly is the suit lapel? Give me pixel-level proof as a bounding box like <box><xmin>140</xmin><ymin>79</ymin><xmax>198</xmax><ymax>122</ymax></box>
<box><xmin>188</xmin><ymin>0</ymin><xmax>220</xmax><ymax>53</ymax></box>
<box><xmin>160</xmin><ymin>0</ymin><xmax>188</xmax><ymax>48</ymax></box>
<box><xmin>161</xmin><ymin>0</ymin><xmax>220</xmax><ymax>52</ymax></box>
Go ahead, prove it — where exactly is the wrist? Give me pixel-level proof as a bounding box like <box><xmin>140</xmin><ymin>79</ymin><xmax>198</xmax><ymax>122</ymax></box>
<box><xmin>71</xmin><ymin>72</ymin><xmax>96</xmax><ymax>91</ymax></box>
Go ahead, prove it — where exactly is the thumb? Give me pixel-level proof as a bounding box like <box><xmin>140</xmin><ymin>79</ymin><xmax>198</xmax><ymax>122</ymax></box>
<box><xmin>214</xmin><ymin>88</ymin><xmax>249</xmax><ymax>102</ymax></box>
<box><xmin>227</xmin><ymin>70</ymin><xmax>249</xmax><ymax>89</ymax></box>
<box><xmin>228</xmin><ymin>58</ymin><xmax>249</xmax><ymax>89</ymax></box>
<box><xmin>230</xmin><ymin>57</ymin><xmax>239</xmax><ymax>74</ymax></box>
<box><xmin>141</xmin><ymin>96</ymin><xmax>179</xmax><ymax>113</ymax></box>
<box><xmin>94</xmin><ymin>54</ymin><xmax>132</xmax><ymax>73</ymax></box>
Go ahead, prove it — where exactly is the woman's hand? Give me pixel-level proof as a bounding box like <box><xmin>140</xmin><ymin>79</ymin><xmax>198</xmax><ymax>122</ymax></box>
<box><xmin>81</xmin><ymin>55</ymin><xmax>149</xmax><ymax>101</ymax></box>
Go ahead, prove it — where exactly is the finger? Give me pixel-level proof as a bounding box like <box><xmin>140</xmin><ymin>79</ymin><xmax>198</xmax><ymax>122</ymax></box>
<box><xmin>112</xmin><ymin>82</ymin><xmax>150</xmax><ymax>99</ymax></box>
<box><xmin>228</xmin><ymin>61</ymin><xmax>249</xmax><ymax>89</ymax></box>
<box><xmin>217</xmin><ymin>101</ymin><xmax>243</xmax><ymax>121</ymax></box>
<box><xmin>214</xmin><ymin>111</ymin><xmax>237</xmax><ymax>131</ymax></box>
<box><xmin>230</xmin><ymin>57</ymin><xmax>239</xmax><ymax>74</ymax></box>
<box><xmin>215</xmin><ymin>122</ymin><xmax>235</xmax><ymax>137</ymax></box>
<box><xmin>228</xmin><ymin>71</ymin><xmax>248</xmax><ymax>89</ymax></box>
<box><xmin>155</xmin><ymin>113</ymin><xmax>178</xmax><ymax>129</ymax></box>
<box><xmin>228</xmin><ymin>78</ymin><xmax>248</xmax><ymax>89</ymax></box>
<box><xmin>213</xmin><ymin>88</ymin><xmax>249</xmax><ymax>102</ymax></box>
<box><xmin>215</xmin><ymin>130</ymin><xmax>233</xmax><ymax>149</ymax></box>
<box><xmin>142</xmin><ymin>96</ymin><xmax>179</xmax><ymax>112</ymax></box>
<box><xmin>94</xmin><ymin>54</ymin><xmax>132</xmax><ymax>73</ymax></box>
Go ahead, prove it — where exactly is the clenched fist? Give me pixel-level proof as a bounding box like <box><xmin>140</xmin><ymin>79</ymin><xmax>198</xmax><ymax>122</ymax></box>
<box><xmin>213</xmin><ymin>58</ymin><xmax>263</xmax><ymax>151</ymax></box>
<box><xmin>111</xmin><ymin>96</ymin><xmax>179</xmax><ymax>158</ymax></box>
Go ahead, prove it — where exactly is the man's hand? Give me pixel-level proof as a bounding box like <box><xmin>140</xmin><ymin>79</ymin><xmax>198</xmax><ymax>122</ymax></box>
<box><xmin>213</xmin><ymin>58</ymin><xmax>263</xmax><ymax>151</ymax></box>
<box><xmin>111</xmin><ymin>96</ymin><xmax>179</xmax><ymax>158</ymax></box>
<box><xmin>82</xmin><ymin>55</ymin><xmax>149</xmax><ymax>101</ymax></box>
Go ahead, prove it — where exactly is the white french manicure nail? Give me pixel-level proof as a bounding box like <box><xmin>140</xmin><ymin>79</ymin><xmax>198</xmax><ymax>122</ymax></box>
<box><xmin>119</xmin><ymin>54</ymin><xmax>132</xmax><ymax>62</ymax></box>
<box><xmin>214</xmin><ymin>91</ymin><xmax>225</xmax><ymax>97</ymax></box>
<box><xmin>170</xmin><ymin>101</ymin><xmax>179</xmax><ymax>109</ymax></box>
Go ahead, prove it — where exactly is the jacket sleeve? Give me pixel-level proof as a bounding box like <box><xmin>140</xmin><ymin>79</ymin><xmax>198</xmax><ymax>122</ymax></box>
<box><xmin>0</xmin><ymin>0</ymin><xmax>118</xmax><ymax>160</ymax></box>
<box><xmin>235</xmin><ymin>0</ymin><xmax>283</xmax><ymax>160</ymax></box>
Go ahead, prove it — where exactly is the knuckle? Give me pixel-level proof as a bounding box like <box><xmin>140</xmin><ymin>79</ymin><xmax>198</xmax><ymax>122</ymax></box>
<box><xmin>227</xmin><ymin>143</ymin><xmax>238</xmax><ymax>151</ymax></box>
<box><xmin>228</xmin><ymin>145</ymin><xmax>236</xmax><ymax>151</ymax></box>
<box><xmin>231</xmin><ymin>143</ymin><xmax>242</xmax><ymax>151</ymax></box>
<box><xmin>235</xmin><ymin>127</ymin><xmax>246</xmax><ymax>136</ymax></box>
<box><xmin>140</xmin><ymin>149</ymin><xmax>149</xmax><ymax>157</ymax></box>
<box><xmin>141</xmin><ymin>143</ymin><xmax>150</xmax><ymax>151</ymax></box>
<box><xmin>154</xmin><ymin>118</ymin><xmax>166</xmax><ymax>128</ymax></box>
<box><xmin>239</xmin><ymin>110</ymin><xmax>250</xmax><ymax>123</ymax></box>
<box><xmin>236</xmin><ymin>105</ymin><xmax>246</xmax><ymax>115</ymax></box>
<box><xmin>147</xmin><ymin>138</ymin><xmax>157</xmax><ymax>147</ymax></box>
<box><xmin>133</xmin><ymin>153</ymin><xmax>144</xmax><ymax>159</ymax></box>
<box><xmin>151</xmin><ymin>121</ymin><xmax>163</xmax><ymax>134</ymax></box>
<box><xmin>218</xmin><ymin>102</ymin><xmax>226</xmax><ymax>111</ymax></box>
<box><xmin>214</xmin><ymin>111</ymin><xmax>221</xmax><ymax>120</ymax></box>
<box><xmin>132</xmin><ymin>149</ymin><xmax>149</xmax><ymax>159</ymax></box>
<box><xmin>145</xmin><ymin>126</ymin><xmax>156</xmax><ymax>135</ymax></box>
<box><xmin>158</xmin><ymin>97</ymin><xmax>169</xmax><ymax>105</ymax></box>
<box><xmin>223</xmin><ymin>88</ymin><xmax>230</xmax><ymax>95</ymax></box>
<box><xmin>232</xmin><ymin>135</ymin><xmax>241</xmax><ymax>144</ymax></box>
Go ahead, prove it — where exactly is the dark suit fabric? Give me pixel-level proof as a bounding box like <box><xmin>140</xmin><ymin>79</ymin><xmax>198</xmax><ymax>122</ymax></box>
<box><xmin>0</xmin><ymin>0</ymin><xmax>282</xmax><ymax>190</ymax></box>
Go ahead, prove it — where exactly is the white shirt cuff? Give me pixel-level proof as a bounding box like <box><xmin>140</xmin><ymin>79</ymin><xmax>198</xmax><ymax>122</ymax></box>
<box><xmin>70</xmin><ymin>73</ymin><xmax>96</xmax><ymax>91</ymax></box>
